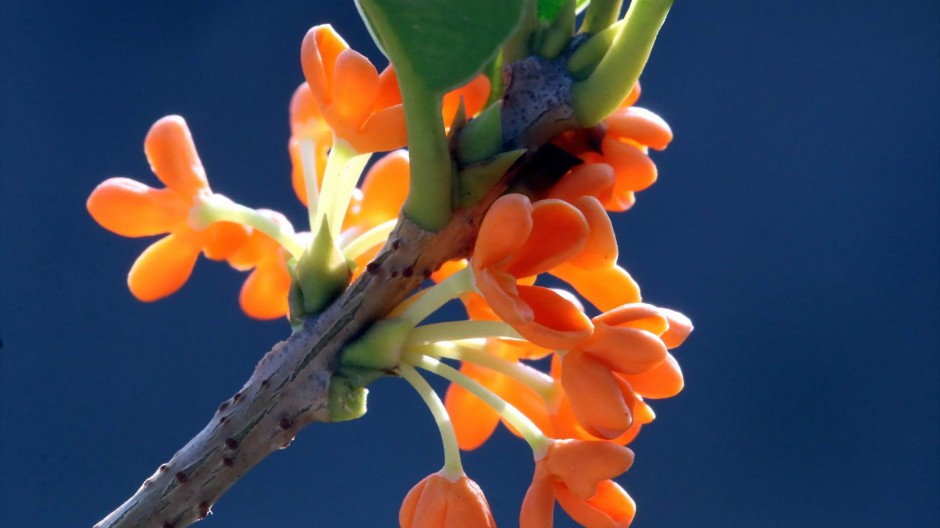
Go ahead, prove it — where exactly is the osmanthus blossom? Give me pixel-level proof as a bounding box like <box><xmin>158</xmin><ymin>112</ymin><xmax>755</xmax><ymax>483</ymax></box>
<box><xmin>90</xmin><ymin>3</ymin><xmax>690</xmax><ymax>524</ymax></box>
<box><xmin>290</xmin><ymin>29</ymin><xmax>490</xmax><ymax>206</ymax></box>
<box><xmin>399</xmin><ymin>471</ymin><xmax>496</xmax><ymax>528</ymax></box>
<box><xmin>87</xmin><ymin>116</ymin><xmax>251</xmax><ymax>302</ymax></box>
<box><xmin>554</xmin><ymin>83</ymin><xmax>673</xmax><ymax>212</ymax></box>
<box><xmin>560</xmin><ymin>304</ymin><xmax>693</xmax><ymax>439</ymax></box>
<box><xmin>300</xmin><ymin>25</ymin><xmax>407</xmax><ymax>155</ymax></box>
<box><xmin>521</xmin><ymin>440</ymin><xmax>637</xmax><ymax>528</ymax></box>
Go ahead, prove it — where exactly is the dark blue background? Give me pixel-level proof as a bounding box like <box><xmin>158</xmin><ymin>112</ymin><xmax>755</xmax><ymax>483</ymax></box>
<box><xmin>2</xmin><ymin>1</ymin><xmax>937</xmax><ymax>526</ymax></box>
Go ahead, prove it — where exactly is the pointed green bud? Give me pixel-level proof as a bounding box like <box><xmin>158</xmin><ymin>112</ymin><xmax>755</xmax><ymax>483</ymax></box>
<box><xmin>567</xmin><ymin>22</ymin><xmax>619</xmax><ymax>81</ymax></box>
<box><xmin>580</xmin><ymin>0</ymin><xmax>623</xmax><ymax>34</ymax></box>
<box><xmin>328</xmin><ymin>375</ymin><xmax>368</xmax><ymax>422</ymax></box>
<box><xmin>458</xmin><ymin>149</ymin><xmax>525</xmax><ymax>208</ymax></box>
<box><xmin>503</xmin><ymin>0</ymin><xmax>539</xmax><ymax>62</ymax></box>
<box><xmin>572</xmin><ymin>0</ymin><xmax>674</xmax><ymax>127</ymax></box>
<box><xmin>534</xmin><ymin>27</ymin><xmax>569</xmax><ymax>59</ymax></box>
<box><xmin>456</xmin><ymin>103</ymin><xmax>503</xmax><ymax>165</ymax></box>
<box><xmin>341</xmin><ymin>317</ymin><xmax>413</xmax><ymax>370</ymax></box>
<box><xmin>293</xmin><ymin>221</ymin><xmax>352</xmax><ymax>315</ymax></box>
<box><xmin>534</xmin><ymin>0</ymin><xmax>575</xmax><ymax>59</ymax></box>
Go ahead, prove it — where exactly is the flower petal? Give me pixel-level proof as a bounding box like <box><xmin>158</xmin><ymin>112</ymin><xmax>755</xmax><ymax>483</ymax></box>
<box><xmin>355</xmin><ymin>104</ymin><xmax>408</xmax><ymax>152</ymax></box>
<box><xmin>620</xmin><ymin>82</ymin><xmax>641</xmax><ymax>109</ymax></box>
<box><xmin>400</xmin><ymin>476</ymin><xmax>430</xmax><ymax>528</ymax></box>
<box><xmin>561</xmin><ymin>352</ymin><xmax>631</xmax><ymax>439</ymax></box>
<box><xmin>554</xmin><ymin>479</ymin><xmax>636</xmax><ymax>528</ymax></box>
<box><xmin>144</xmin><ymin>116</ymin><xmax>209</xmax><ymax>195</ymax></box>
<box><xmin>301</xmin><ymin>25</ymin><xmax>349</xmax><ymax>107</ymax></box>
<box><xmin>621</xmin><ymin>353</ymin><xmax>684</xmax><ymax>399</ymax></box>
<box><xmin>660</xmin><ymin>308</ymin><xmax>694</xmax><ymax>348</ymax></box>
<box><xmin>547</xmin><ymin>163</ymin><xmax>616</xmax><ymax>204</ymax></box>
<box><xmin>520</xmin><ymin>462</ymin><xmax>556</xmax><ymax>528</ymax></box>
<box><xmin>331</xmin><ymin>49</ymin><xmax>381</xmax><ymax>131</ymax></box>
<box><xmin>444</xmin><ymin>363</ymin><xmax>501</xmax><ymax>451</ymax></box>
<box><xmin>374</xmin><ymin>66</ymin><xmax>403</xmax><ymax>110</ymax></box>
<box><xmin>584</xmin><ymin>324</ymin><xmax>668</xmax><ymax>375</ymax></box>
<box><xmin>410</xmin><ymin>475</ymin><xmax>448</xmax><ymax>527</ymax></box>
<box><xmin>503</xmin><ymin>199</ymin><xmax>588</xmax><ymax>278</ymax></box>
<box><xmin>349</xmin><ymin>150</ymin><xmax>410</xmax><ymax>231</ymax></box>
<box><xmin>606</xmin><ymin>106</ymin><xmax>673</xmax><ymax>151</ymax></box>
<box><xmin>568</xmin><ymin>196</ymin><xmax>618</xmax><ymax>269</ymax></box>
<box><xmin>550</xmin><ymin>263</ymin><xmax>641</xmax><ymax>312</ymax></box>
<box><xmin>87</xmin><ymin>178</ymin><xmax>187</xmax><ymax>237</ymax></box>
<box><xmin>201</xmin><ymin>221</ymin><xmax>250</xmax><ymax>261</ymax></box>
<box><xmin>602</xmin><ymin>137</ymin><xmax>657</xmax><ymax>193</ymax></box>
<box><xmin>595</xmin><ymin>304</ymin><xmax>668</xmax><ymax>334</ymax></box>
<box><xmin>547</xmin><ymin>440</ymin><xmax>635</xmax><ymax>499</ymax></box>
<box><xmin>515</xmin><ymin>285</ymin><xmax>593</xmax><ymax>350</ymax></box>
<box><xmin>403</xmin><ymin>473</ymin><xmax>495</xmax><ymax>528</ymax></box>
<box><xmin>127</xmin><ymin>232</ymin><xmax>202</xmax><ymax>302</ymax></box>
<box><xmin>239</xmin><ymin>264</ymin><xmax>290</xmax><ymax>320</ymax></box>
<box><xmin>474</xmin><ymin>193</ymin><xmax>533</xmax><ymax>269</ymax></box>
<box><xmin>443</xmin><ymin>475</ymin><xmax>496</xmax><ymax>528</ymax></box>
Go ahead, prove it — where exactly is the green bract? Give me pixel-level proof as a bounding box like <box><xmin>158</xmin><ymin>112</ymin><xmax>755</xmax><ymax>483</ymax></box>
<box><xmin>356</xmin><ymin>0</ymin><xmax>524</xmax><ymax>94</ymax></box>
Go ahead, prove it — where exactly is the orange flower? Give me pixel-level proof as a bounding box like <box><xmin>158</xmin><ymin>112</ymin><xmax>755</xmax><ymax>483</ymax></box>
<box><xmin>521</xmin><ymin>440</ymin><xmax>636</xmax><ymax>528</ymax></box>
<box><xmin>400</xmin><ymin>472</ymin><xmax>496</xmax><ymax>528</ymax></box>
<box><xmin>300</xmin><ymin>25</ymin><xmax>406</xmax><ymax>154</ymax></box>
<box><xmin>87</xmin><ymin>116</ymin><xmax>248</xmax><ymax>302</ymax></box>
<box><xmin>555</xmin><ymin>83</ymin><xmax>672</xmax><ymax>212</ymax></box>
<box><xmin>471</xmin><ymin>194</ymin><xmax>593</xmax><ymax>350</ymax></box>
<box><xmin>547</xmin><ymin>354</ymin><xmax>655</xmax><ymax>446</ymax></box>
<box><xmin>561</xmin><ymin>304</ymin><xmax>692</xmax><ymax>439</ymax></box>
<box><xmin>225</xmin><ymin>210</ymin><xmax>292</xmax><ymax>320</ymax></box>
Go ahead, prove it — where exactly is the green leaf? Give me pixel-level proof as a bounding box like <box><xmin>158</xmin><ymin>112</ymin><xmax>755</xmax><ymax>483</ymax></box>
<box><xmin>539</xmin><ymin>0</ymin><xmax>591</xmax><ymax>21</ymax></box>
<box><xmin>537</xmin><ymin>0</ymin><xmax>567</xmax><ymax>21</ymax></box>
<box><xmin>356</xmin><ymin>0</ymin><xmax>525</xmax><ymax>95</ymax></box>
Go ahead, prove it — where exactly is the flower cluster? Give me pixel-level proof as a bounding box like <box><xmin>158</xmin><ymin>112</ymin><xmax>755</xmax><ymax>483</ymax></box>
<box><xmin>370</xmin><ymin>119</ymin><xmax>691</xmax><ymax>524</ymax></box>
<box><xmin>87</xmin><ymin>25</ymin><xmax>487</xmax><ymax>321</ymax></box>
<box><xmin>88</xmin><ymin>12</ymin><xmax>690</xmax><ymax>527</ymax></box>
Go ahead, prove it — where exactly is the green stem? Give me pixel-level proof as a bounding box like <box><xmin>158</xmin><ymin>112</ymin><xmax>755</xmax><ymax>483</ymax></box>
<box><xmin>397</xmin><ymin>268</ymin><xmax>475</xmax><ymax>325</ymax></box>
<box><xmin>313</xmin><ymin>137</ymin><xmax>371</xmax><ymax>240</ymax></box>
<box><xmin>580</xmin><ymin>0</ymin><xmax>623</xmax><ymax>34</ymax></box>
<box><xmin>399</xmin><ymin>78</ymin><xmax>453</xmax><ymax>231</ymax></box>
<box><xmin>411</xmin><ymin>341</ymin><xmax>557</xmax><ymax>402</ymax></box>
<box><xmin>299</xmin><ymin>139</ymin><xmax>320</xmax><ymax>230</ymax></box>
<box><xmin>405</xmin><ymin>320</ymin><xmax>521</xmax><ymax>345</ymax></box>
<box><xmin>340</xmin><ymin>219</ymin><xmax>397</xmax><ymax>261</ymax></box>
<box><xmin>398</xmin><ymin>364</ymin><xmax>463</xmax><ymax>478</ymax></box>
<box><xmin>408</xmin><ymin>353</ymin><xmax>550</xmax><ymax>456</ymax></box>
<box><xmin>572</xmin><ymin>0</ymin><xmax>674</xmax><ymax>126</ymax></box>
<box><xmin>189</xmin><ymin>194</ymin><xmax>303</xmax><ymax>258</ymax></box>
